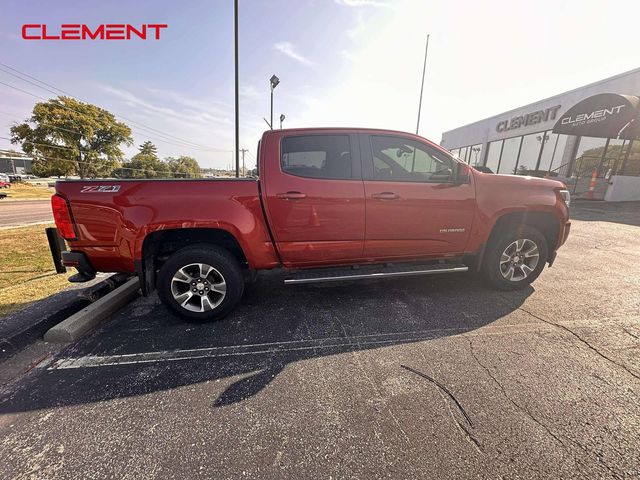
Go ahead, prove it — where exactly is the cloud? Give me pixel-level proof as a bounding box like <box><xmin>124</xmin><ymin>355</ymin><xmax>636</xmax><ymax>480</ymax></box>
<box><xmin>240</xmin><ymin>85</ymin><xmax>260</xmax><ymax>98</ymax></box>
<box><xmin>342</xmin><ymin>50</ymin><xmax>356</xmax><ymax>62</ymax></box>
<box><xmin>347</xmin><ymin>11</ymin><xmax>366</xmax><ymax>38</ymax></box>
<box><xmin>335</xmin><ymin>0</ymin><xmax>391</xmax><ymax>8</ymax></box>
<box><xmin>97</xmin><ymin>84</ymin><xmax>237</xmax><ymax>167</ymax></box>
<box><xmin>274</xmin><ymin>42</ymin><xmax>316</xmax><ymax>67</ymax></box>
<box><xmin>143</xmin><ymin>86</ymin><xmax>229</xmax><ymax>114</ymax></box>
<box><xmin>100</xmin><ymin>85</ymin><xmax>231</xmax><ymax>127</ymax></box>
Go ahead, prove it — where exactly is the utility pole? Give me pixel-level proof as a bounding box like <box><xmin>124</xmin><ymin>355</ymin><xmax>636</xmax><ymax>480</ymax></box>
<box><xmin>416</xmin><ymin>34</ymin><xmax>430</xmax><ymax>135</ymax></box>
<box><xmin>240</xmin><ymin>148</ymin><xmax>248</xmax><ymax>176</ymax></box>
<box><xmin>234</xmin><ymin>0</ymin><xmax>240</xmax><ymax>177</ymax></box>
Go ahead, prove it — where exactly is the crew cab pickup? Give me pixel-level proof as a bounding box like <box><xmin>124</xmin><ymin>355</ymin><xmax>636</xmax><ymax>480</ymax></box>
<box><xmin>51</xmin><ymin>128</ymin><xmax>571</xmax><ymax>321</ymax></box>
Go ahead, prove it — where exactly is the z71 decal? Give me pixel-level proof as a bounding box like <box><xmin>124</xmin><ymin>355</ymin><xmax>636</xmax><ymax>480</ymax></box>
<box><xmin>80</xmin><ymin>185</ymin><xmax>121</xmax><ymax>193</ymax></box>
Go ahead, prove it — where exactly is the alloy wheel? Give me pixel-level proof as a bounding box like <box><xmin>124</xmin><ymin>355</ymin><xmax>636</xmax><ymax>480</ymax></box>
<box><xmin>170</xmin><ymin>263</ymin><xmax>227</xmax><ymax>312</ymax></box>
<box><xmin>499</xmin><ymin>238</ymin><xmax>540</xmax><ymax>282</ymax></box>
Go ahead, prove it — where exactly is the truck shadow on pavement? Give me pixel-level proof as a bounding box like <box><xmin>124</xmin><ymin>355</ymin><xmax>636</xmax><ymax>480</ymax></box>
<box><xmin>0</xmin><ymin>271</ymin><xmax>533</xmax><ymax>413</ymax></box>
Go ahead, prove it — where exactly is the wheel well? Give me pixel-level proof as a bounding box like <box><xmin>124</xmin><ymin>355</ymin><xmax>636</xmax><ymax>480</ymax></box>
<box><xmin>488</xmin><ymin>212</ymin><xmax>560</xmax><ymax>258</ymax></box>
<box><xmin>139</xmin><ymin>228</ymin><xmax>248</xmax><ymax>294</ymax></box>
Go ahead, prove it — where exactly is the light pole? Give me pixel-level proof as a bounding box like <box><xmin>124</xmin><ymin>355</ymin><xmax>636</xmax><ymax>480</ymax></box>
<box><xmin>269</xmin><ymin>74</ymin><xmax>279</xmax><ymax>130</ymax></box>
<box><xmin>280</xmin><ymin>114</ymin><xmax>285</xmax><ymax>129</ymax></box>
<box><xmin>234</xmin><ymin>0</ymin><xmax>239</xmax><ymax>177</ymax></box>
<box><xmin>416</xmin><ymin>34</ymin><xmax>430</xmax><ymax>135</ymax></box>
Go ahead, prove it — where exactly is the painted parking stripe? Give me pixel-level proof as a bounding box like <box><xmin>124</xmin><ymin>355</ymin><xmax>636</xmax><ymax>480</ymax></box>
<box><xmin>48</xmin><ymin>322</ymin><xmax>548</xmax><ymax>370</ymax></box>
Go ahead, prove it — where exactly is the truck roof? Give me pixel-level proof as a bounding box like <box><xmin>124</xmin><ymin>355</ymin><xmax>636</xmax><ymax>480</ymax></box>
<box><xmin>262</xmin><ymin>127</ymin><xmax>449</xmax><ymax>155</ymax></box>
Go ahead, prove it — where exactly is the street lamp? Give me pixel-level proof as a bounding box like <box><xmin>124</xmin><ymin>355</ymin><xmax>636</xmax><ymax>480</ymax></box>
<box><xmin>269</xmin><ymin>74</ymin><xmax>279</xmax><ymax>130</ymax></box>
<box><xmin>280</xmin><ymin>114</ymin><xmax>285</xmax><ymax>129</ymax></box>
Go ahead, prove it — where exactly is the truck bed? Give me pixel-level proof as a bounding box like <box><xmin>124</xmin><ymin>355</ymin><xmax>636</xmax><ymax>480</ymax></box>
<box><xmin>55</xmin><ymin>178</ymin><xmax>280</xmax><ymax>273</ymax></box>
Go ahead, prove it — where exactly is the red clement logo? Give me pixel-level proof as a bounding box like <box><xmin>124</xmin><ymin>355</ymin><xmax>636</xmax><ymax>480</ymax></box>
<box><xmin>21</xmin><ymin>24</ymin><xmax>168</xmax><ymax>40</ymax></box>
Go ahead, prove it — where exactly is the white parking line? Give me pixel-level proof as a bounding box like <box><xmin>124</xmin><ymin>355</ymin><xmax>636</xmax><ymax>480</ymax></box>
<box><xmin>48</xmin><ymin>321</ymin><xmax>549</xmax><ymax>370</ymax></box>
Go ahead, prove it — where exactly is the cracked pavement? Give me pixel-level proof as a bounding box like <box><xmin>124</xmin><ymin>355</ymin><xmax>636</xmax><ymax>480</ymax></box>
<box><xmin>0</xmin><ymin>201</ymin><xmax>639</xmax><ymax>479</ymax></box>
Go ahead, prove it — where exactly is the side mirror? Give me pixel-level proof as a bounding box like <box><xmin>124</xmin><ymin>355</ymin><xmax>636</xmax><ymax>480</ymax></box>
<box><xmin>430</xmin><ymin>168</ymin><xmax>454</xmax><ymax>182</ymax></box>
<box><xmin>454</xmin><ymin>163</ymin><xmax>470</xmax><ymax>185</ymax></box>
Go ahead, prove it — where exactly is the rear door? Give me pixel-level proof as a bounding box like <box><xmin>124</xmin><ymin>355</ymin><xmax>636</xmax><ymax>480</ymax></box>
<box><xmin>360</xmin><ymin>132</ymin><xmax>475</xmax><ymax>258</ymax></box>
<box><xmin>262</xmin><ymin>132</ymin><xmax>365</xmax><ymax>266</ymax></box>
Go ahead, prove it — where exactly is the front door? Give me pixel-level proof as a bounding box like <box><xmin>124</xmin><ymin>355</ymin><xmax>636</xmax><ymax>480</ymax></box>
<box><xmin>262</xmin><ymin>132</ymin><xmax>365</xmax><ymax>266</ymax></box>
<box><xmin>360</xmin><ymin>132</ymin><xmax>475</xmax><ymax>259</ymax></box>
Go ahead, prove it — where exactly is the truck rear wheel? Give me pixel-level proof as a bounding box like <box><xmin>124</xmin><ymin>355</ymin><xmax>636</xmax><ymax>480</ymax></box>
<box><xmin>482</xmin><ymin>225</ymin><xmax>548</xmax><ymax>291</ymax></box>
<box><xmin>157</xmin><ymin>246</ymin><xmax>244</xmax><ymax>321</ymax></box>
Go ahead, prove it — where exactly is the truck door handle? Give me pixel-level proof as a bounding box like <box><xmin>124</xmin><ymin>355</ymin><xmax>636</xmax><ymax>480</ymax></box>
<box><xmin>276</xmin><ymin>191</ymin><xmax>307</xmax><ymax>200</ymax></box>
<box><xmin>372</xmin><ymin>192</ymin><xmax>399</xmax><ymax>200</ymax></box>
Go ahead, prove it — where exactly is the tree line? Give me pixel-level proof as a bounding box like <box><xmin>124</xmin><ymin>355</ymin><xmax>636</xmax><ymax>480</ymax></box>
<box><xmin>9</xmin><ymin>96</ymin><xmax>202</xmax><ymax>179</ymax></box>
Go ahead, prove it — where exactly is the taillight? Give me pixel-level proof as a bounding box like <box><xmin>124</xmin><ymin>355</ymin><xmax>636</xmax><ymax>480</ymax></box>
<box><xmin>51</xmin><ymin>194</ymin><xmax>78</xmax><ymax>240</ymax></box>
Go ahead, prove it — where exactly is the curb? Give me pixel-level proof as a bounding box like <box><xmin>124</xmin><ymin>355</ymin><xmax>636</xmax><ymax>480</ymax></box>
<box><xmin>0</xmin><ymin>274</ymin><xmax>130</xmax><ymax>361</ymax></box>
<box><xmin>44</xmin><ymin>277</ymin><xmax>140</xmax><ymax>343</ymax></box>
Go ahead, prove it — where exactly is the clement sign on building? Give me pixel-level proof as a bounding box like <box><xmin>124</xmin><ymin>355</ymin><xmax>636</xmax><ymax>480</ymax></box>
<box><xmin>21</xmin><ymin>24</ymin><xmax>168</xmax><ymax>40</ymax></box>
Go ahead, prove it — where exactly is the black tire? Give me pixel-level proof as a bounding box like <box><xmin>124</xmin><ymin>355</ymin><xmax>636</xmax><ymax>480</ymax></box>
<box><xmin>482</xmin><ymin>224</ymin><xmax>548</xmax><ymax>291</ymax></box>
<box><xmin>157</xmin><ymin>245</ymin><xmax>244</xmax><ymax>321</ymax></box>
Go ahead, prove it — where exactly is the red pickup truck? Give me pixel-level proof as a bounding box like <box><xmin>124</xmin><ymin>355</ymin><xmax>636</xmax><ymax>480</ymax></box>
<box><xmin>51</xmin><ymin>128</ymin><xmax>571</xmax><ymax>321</ymax></box>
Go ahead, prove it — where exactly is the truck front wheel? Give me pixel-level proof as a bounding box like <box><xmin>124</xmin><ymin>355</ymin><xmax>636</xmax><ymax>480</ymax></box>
<box><xmin>482</xmin><ymin>225</ymin><xmax>548</xmax><ymax>291</ymax></box>
<box><xmin>157</xmin><ymin>246</ymin><xmax>244</xmax><ymax>321</ymax></box>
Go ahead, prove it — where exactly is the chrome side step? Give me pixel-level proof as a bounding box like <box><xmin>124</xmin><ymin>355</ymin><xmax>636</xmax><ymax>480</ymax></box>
<box><xmin>284</xmin><ymin>263</ymin><xmax>468</xmax><ymax>285</ymax></box>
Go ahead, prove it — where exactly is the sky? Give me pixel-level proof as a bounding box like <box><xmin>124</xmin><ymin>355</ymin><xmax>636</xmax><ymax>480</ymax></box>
<box><xmin>1</xmin><ymin>0</ymin><xmax>639</xmax><ymax>170</ymax></box>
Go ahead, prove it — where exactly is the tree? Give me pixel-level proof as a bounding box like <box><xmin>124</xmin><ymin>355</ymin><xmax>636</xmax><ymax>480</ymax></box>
<box><xmin>31</xmin><ymin>157</ymin><xmax>75</xmax><ymax>178</ymax></box>
<box><xmin>115</xmin><ymin>142</ymin><xmax>170</xmax><ymax>178</ymax></box>
<box><xmin>167</xmin><ymin>156</ymin><xmax>202</xmax><ymax>178</ymax></box>
<box><xmin>10</xmin><ymin>96</ymin><xmax>133</xmax><ymax>178</ymax></box>
<box><xmin>138</xmin><ymin>140</ymin><xmax>157</xmax><ymax>156</ymax></box>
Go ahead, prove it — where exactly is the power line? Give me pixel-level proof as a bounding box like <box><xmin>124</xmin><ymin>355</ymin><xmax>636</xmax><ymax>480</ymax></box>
<box><xmin>25</xmin><ymin>152</ymin><xmax>204</xmax><ymax>177</ymax></box>
<box><xmin>0</xmin><ymin>136</ymin><xmax>85</xmax><ymax>153</ymax></box>
<box><xmin>0</xmin><ymin>63</ymin><xmax>232</xmax><ymax>152</ymax></box>
<box><xmin>0</xmin><ymin>110</ymin><xmax>86</xmax><ymax>137</ymax></box>
<box><xmin>0</xmin><ymin>76</ymin><xmax>233</xmax><ymax>157</ymax></box>
<box><xmin>0</xmin><ymin>79</ymin><xmax>231</xmax><ymax>154</ymax></box>
<box><xmin>0</xmin><ymin>110</ymin><xmax>188</xmax><ymax>160</ymax></box>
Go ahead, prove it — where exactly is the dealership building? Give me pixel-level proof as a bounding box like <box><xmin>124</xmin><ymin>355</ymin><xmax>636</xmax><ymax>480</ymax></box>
<box><xmin>0</xmin><ymin>150</ymin><xmax>33</xmax><ymax>175</ymax></box>
<box><xmin>441</xmin><ymin>68</ymin><xmax>640</xmax><ymax>201</ymax></box>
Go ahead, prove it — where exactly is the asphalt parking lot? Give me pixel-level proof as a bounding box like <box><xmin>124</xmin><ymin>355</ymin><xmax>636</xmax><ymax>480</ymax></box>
<box><xmin>1</xmin><ymin>201</ymin><xmax>639</xmax><ymax>479</ymax></box>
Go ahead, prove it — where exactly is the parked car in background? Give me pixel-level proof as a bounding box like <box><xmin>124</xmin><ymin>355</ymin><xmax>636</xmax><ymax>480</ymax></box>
<box><xmin>0</xmin><ymin>180</ymin><xmax>11</xmax><ymax>189</ymax></box>
<box><xmin>50</xmin><ymin>128</ymin><xmax>571</xmax><ymax>321</ymax></box>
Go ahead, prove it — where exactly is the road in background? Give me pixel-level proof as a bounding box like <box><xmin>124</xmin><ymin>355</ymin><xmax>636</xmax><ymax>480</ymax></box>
<box><xmin>0</xmin><ymin>200</ymin><xmax>52</xmax><ymax>228</ymax></box>
<box><xmin>0</xmin><ymin>201</ymin><xmax>639</xmax><ymax>479</ymax></box>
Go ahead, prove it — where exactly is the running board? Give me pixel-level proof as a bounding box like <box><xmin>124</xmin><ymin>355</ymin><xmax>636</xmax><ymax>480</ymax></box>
<box><xmin>284</xmin><ymin>263</ymin><xmax>468</xmax><ymax>285</ymax></box>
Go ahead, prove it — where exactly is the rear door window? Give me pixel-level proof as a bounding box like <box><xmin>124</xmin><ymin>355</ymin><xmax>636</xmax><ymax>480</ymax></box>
<box><xmin>281</xmin><ymin>135</ymin><xmax>353</xmax><ymax>179</ymax></box>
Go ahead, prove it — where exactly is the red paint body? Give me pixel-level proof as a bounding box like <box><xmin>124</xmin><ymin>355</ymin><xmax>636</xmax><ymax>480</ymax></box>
<box><xmin>54</xmin><ymin>128</ymin><xmax>570</xmax><ymax>278</ymax></box>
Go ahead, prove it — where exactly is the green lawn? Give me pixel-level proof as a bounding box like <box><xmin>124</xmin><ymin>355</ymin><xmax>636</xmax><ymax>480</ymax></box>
<box><xmin>2</xmin><ymin>182</ymin><xmax>55</xmax><ymax>201</ymax></box>
<box><xmin>0</xmin><ymin>223</ymin><xmax>71</xmax><ymax>316</ymax></box>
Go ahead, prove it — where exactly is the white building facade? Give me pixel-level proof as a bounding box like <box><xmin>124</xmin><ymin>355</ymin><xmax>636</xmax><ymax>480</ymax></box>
<box><xmin>440</xmin><ymin>68</ymin><xmax>640</xmax><ymax>200</ymax></box>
